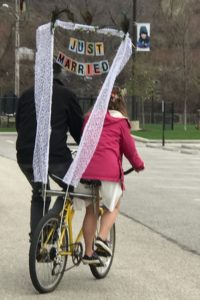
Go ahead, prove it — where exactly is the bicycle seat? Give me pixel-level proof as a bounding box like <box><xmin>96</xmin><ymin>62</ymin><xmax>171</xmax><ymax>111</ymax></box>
<box><xmin>80</xmin><ymin>179</ymin><xmax>101</xmax><ymax>187</ymax></box>
<box><xmin>51</xmin><ymin>174</ymin><xmax>101</xmax><ymax>188</ymax></box>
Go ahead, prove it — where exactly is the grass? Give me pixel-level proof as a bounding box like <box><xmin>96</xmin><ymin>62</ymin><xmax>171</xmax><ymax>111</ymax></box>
<box><xmin>132</xmin><ymin>124</ymin><xmax>200</xmax><ymax>140</ymax></box>
<box><xmin>0</xmin><ymin>124</ymin><xmax>199</xmax><ymax>140</ymax></box>
<box><xmin>0</xmin><ymin>127</ymin><xmax>16</xmax><ymax>132</ymax></box>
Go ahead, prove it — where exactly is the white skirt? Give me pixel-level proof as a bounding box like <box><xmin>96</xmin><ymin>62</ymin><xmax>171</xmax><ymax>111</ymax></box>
<box><xmin>73</xmin><ymin>181</ymin><xmax>123</xmax><ymax>212</ymax></box>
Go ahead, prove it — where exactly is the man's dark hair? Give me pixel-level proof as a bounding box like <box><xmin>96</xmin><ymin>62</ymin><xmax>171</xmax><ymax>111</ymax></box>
<box><xmin>53</xmin><ymin>60</ymin><xmax>62</xmax><ymax>75</ymax></box>
<box><xmin>53</xmin><ymin>57</ymin><xmax>66</xmax><ymax>84</ymax></box>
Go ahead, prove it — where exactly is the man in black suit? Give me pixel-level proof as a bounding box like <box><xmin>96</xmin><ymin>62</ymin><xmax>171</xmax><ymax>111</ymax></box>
<box><xmin>16</xmin><ymin>62</ymin><xmax>83</xmax><ymax>240</ymax></box>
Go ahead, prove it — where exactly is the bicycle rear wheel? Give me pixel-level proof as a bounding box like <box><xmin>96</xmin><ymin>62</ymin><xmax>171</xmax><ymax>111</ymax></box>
<box><xmin>29</xmin><ymin>211</ymin><xmax>68</xmax><ymax>293</ymax></box>
<box><xmin>90</xmin><ymin>221</ymin><xmax>116</xmax><ymax>279</ymax></box>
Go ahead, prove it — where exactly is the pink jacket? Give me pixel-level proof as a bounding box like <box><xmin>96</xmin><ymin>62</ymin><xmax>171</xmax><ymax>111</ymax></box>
<box><xmin>82</xmin><ymin>111</ymin><xmax>144</xmax><ymax>189</ymax></box>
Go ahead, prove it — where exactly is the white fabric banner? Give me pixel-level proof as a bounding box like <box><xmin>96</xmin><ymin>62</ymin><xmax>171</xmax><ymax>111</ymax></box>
<box><xmin>33</xmin><ymin>21</ymin><xmax>132</xmax><ymax>185</ymax></box>
<box><xmin>33</xmin><ymin>22</ymin><xmax>54</xmax><ymax>184</ymax></box>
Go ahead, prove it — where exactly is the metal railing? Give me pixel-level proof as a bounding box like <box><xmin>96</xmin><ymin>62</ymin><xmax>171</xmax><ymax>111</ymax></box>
<box><xmin>0</xmin><ymin>96</ymin><xmax>17</xmax><ymax>127</ymax></box>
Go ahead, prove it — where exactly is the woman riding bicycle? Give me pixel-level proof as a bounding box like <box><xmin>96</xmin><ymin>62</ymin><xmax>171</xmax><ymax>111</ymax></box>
<box><xmin>79</xmin><ymin>86</ymin><xmax>145</xmax><ymax>264</ymax></box>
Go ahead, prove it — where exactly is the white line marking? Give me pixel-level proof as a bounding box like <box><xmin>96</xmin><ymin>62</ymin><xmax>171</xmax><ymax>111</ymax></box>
<box><xmin>6</xmin><ymin>140</ymin><xmax>14</xmax><ymax>144</ymax></box>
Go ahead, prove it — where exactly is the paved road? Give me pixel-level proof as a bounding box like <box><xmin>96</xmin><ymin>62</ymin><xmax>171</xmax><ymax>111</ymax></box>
<box><xmin>2</xmin><ymin>134</ymin><xmax>199</xmax><ymax>253</ymax></box>
<box><xmin>0</xmin><ymin>134</ymin><xmax>17</xmax><ymax>160</ymax></box>
<box><xmin>0</xmin><ymin>134</ymin><xmax>200</xmax><ymax>299</ymax></box>
<box><xmin>122</xmin><ymin>144</ymin><xmax>200</xmax><ymax>254</ymax></box>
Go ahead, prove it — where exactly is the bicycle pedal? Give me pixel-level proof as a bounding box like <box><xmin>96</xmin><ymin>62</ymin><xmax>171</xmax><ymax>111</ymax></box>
<box><xmin>95</xmin><ymin>249</ymin><xmax>111</xmax><ymax>257</ymax></box>
<box><xmin>95</xmin><ymin>257</ymin><xmax>105</xmax><ymax>267</ymax></box>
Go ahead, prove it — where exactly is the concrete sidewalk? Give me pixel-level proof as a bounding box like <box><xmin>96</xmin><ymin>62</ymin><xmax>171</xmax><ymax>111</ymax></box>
<box><xmin>132</xmin><ymin>135</ymin><xmax>200</xmax><ymax>155</ymax></box>
<box><xmin>1</xmin><ymin>155</ymin><xmax>200</xmax><ymax>299</ymax></box>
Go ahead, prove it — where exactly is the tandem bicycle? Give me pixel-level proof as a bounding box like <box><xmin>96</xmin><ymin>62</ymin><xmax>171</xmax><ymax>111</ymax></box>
<box><xmin>29</xmin><ymin>168</ymin><xmax>134</xmax><ymax>293</ymax></box>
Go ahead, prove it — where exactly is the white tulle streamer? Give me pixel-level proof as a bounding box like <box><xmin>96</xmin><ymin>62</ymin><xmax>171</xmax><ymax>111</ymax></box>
<box><xmin>33</xmin><ymin>23</ymin><xmax>54</xmax><ymax>184</ymax></box>
<box><xmin>33</xmin><ymin>21</ymin><xmax>132</xmax><ymax>185</ymax></box>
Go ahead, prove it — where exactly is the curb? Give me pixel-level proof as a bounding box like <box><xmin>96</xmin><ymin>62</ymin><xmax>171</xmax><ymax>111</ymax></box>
<box><xmin>180</xmin><ymin>149</ymin><xmax>199</xmax><ymax>155</ymax></box>
<box><xmin>133</xmin><ymin>135</ymin><xmax>200</xmax><ymax>145</ymax></box>
<box><xmin>0</xmin><ymin>132</ymin><xmax>17</xmax><ymax>136</ymax></box>
<box><xmin>132</xmin><ymin>135</ymin><xmax>149</xmax><ymax>143</ymax></box>
<box><xmin>181</xmin><ymin>144</ymin><xmax>200</xmax><ymax>150</ymax></box>
<box><xmin>137</xmin><ymin>138</ymin><xmax>200</xmax><ymax>144</ymax></box>
<box><xmin>1</xmin><ymin>132</ymin><xmax>199</xmax><ymax>143</ymax></box>
<box><xmin>146</xmin><ymin>144</ymin><xmax>199</xmax><ymax>155</ymax></box>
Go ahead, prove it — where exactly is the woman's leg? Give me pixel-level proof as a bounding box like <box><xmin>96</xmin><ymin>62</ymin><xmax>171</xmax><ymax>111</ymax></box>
<box><xmin>99</xmin><ymin>200</ymin><xmax>120</xmax><ymax>241</ymax></box>
<box><xmin>82</xmin><ymin>202</ymin><xmax>98</xmax><ymax>256</ymax></box>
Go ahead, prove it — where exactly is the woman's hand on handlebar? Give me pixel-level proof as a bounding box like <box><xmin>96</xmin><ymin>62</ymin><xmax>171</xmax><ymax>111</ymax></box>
<box><xmin>124</xmin><ymin>167</ymin><xmax>134</xmax><ymax>175</ymax></box>
<box><xmin>135</xmin><ymin>164</ymin><xmax>145</xmax><ymax>173</ymax></box>
<box><xmin>124</xmin><ymin>164</ymin><xmax>145</xmax><ymax>175</ymax></box>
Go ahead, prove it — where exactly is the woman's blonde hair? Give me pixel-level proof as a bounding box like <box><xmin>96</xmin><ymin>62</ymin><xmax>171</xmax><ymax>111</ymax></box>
<box><xmin>108</xmin><ymin>86</ymin><xmax>128</xmax><ymax>117</ymax></box>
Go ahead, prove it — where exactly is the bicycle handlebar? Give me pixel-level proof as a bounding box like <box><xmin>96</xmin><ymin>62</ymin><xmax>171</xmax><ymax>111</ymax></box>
<box><xmin>124</xmin><ymin>167</ymin><xmax>134</xmax><ymax>175</ymax></box>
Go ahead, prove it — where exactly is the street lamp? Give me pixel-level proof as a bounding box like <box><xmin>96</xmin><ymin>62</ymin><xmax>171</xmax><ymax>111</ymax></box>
<box><xmin>2</xmin><ymin>1</ymin><xmax>20</xmax><ymax>98</ymax></box>
<box><xmin>131</xmin><ymin>0</ymin><xmax>137</xmax><ymax>120</ymax></box>
<box><xmin>15</xmin><ymin>0</ymin><xmax>20</xmax><ymax>98</ymax></box>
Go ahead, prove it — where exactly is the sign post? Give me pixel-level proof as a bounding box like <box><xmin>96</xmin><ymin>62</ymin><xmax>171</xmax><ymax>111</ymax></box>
<box><xmin>162</xmin><ymin>100</ymin><xmax>165</xmax><ymax>146</ymax></box>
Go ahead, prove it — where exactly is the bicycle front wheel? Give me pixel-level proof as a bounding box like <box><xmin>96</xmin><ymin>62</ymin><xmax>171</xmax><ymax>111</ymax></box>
<box><xmin>29</xmin><ymin>211</ymin><xmax>68</xmax><ymax>293</ymax></box>
<box><xmin>90</xmin><ymin>221</ymin><xmax>116</xmax><ymax>279</ymax></box>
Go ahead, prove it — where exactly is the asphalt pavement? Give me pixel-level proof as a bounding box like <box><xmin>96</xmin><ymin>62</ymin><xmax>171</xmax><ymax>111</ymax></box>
<box><xmin>0</xmin><ymin>134</ymin><xmax>200</xmax><ymax>299</ymax></box>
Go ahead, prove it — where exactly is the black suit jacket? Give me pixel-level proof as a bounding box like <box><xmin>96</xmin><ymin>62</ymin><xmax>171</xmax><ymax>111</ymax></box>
<box><xmin>16</xmin><ymin>79</ymin><xmax>83</xmax><ymax>165</ymax></box>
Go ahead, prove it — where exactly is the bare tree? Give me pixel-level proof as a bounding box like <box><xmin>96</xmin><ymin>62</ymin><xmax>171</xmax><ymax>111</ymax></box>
<box><xmin>159</xmin><ymin>0</ymin><xmax>196</xmax><ymax>130</ymax></box>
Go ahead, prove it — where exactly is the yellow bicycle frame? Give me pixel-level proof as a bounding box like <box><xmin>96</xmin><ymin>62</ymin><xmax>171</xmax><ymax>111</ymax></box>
<box><xmin>42</xmin><ymin>188</ymin><xmax>103</xmax><ymax>257</ymax></box>
<box><xmin>58</xmin><ymin>199</ymin><xmax>83</xmax><ymax>256</ymax></box>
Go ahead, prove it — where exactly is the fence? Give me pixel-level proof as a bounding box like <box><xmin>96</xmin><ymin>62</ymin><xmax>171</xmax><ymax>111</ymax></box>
<box><xmin>0</xmin><ymin>94</ymin><xmax>17</xmax><ymax>127</ymax></box>
<box><xmin>0</xmin><ymin>94</ymin><xmax>198</xmax><ymax>128</ymax></box>
<box><xmin>130</xmin><ymin>97</ymin><xmax>197</xmax><ymax>126</ymax></box>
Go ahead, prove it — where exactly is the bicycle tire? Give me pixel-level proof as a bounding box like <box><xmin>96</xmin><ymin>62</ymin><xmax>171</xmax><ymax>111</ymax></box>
<box><xmin>90</xmin><ymin>222</ymin><xmax>116</xmax><ymax>279</ymax></box>
<box><xmin>29</xmin><ymin>211</ymin><xmax>68</xmax><ymax>293</ymax></box>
